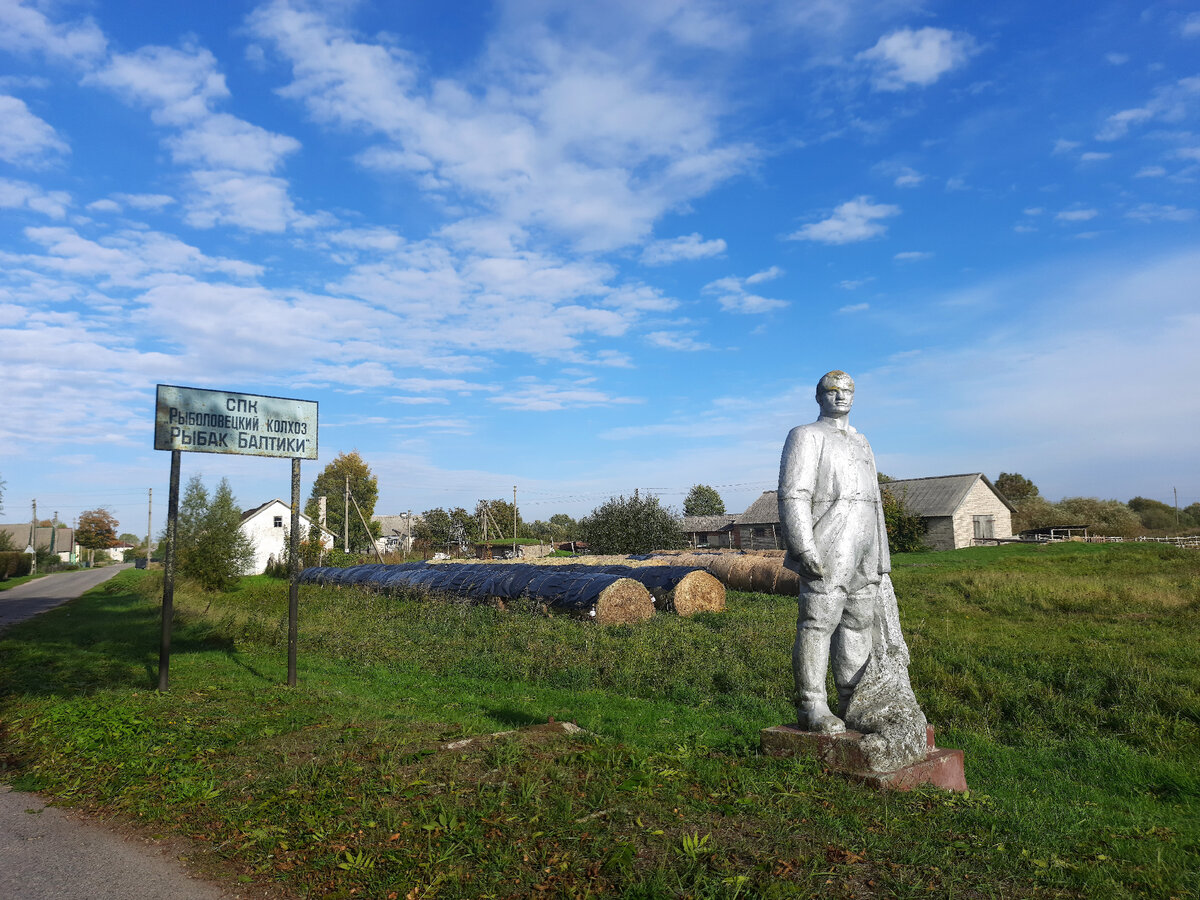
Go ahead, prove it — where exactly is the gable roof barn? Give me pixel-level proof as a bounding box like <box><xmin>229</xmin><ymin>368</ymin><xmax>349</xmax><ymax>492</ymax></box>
<box><xmin>882</xmin><ymin>474</ymin><xmax>1016</xmax><ymax>517</ymax></box>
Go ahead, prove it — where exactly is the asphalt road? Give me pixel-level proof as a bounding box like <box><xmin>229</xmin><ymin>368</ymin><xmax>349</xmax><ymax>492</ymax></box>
<box><xmin>0</xmin><ymin>565</ymin><xmax>250</xmax><ymax>899</ymax></box>
<box><xmin>0</xmin><ymin>563</ymin><xmax>132</xmax><ymax>633</ymax></box>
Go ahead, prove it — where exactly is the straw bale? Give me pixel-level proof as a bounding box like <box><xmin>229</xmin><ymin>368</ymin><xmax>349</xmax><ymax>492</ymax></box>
<box><xmin>666</xmin><ymin>570</ymin><xmax>725</xmax><ymax>616</ymax></box>
<box><xmin>593</xmin><ymin>578</ymin><xmax>654</xmax><ymax>624</ymax></box>
<box><xmin>725</xmin><ymin>557</ymin><xmax>758</xmax><ymax>592</ymax></box>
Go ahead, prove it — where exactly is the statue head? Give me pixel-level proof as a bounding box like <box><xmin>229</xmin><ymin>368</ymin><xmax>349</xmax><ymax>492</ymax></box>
<box><xmin>816</xmin><ymin>370</ymin><xmax>855</xmax><ymax>419</ymax></box>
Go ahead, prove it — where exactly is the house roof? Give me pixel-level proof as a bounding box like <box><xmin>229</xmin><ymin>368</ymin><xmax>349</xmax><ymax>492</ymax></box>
<box><xmin>373</xmin><ymin>513</ymin><xmax>418</xmax><ymax>536</ymax></box>
<box><xmin>240</xmin><ymin>500</ymin><xmax>333</xmax><ymax>538</ymax></box>
<box><xmin>681</xmin><ymin>515</ymin><xmax>737</xmax><ymax>532</ymax></box>
<box><xmin>0</xmin><ymin>523</ymin><xmax>75</xmax><ymax>551</ymax></box>
<box><xmin>884</xmin><ymin>473</ymin><xmax>1017</xmax><ymax>516</ymax></box>
<box><xmin>734</xmin><ymin>491</ymin><xmax>781</xmax><ymax>525</ymax></box>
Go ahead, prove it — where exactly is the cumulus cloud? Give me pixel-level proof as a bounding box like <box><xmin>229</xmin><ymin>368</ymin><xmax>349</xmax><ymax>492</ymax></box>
<box><xmin>1125</xmin><ymin>204</ymin><xmax>1195</xmax><ymax>223</ymax></box>
<box><xmin>787</xmin><ymin>196</ymin><xmax>900</xmax><ymax>244</ymax></box>
<box><xmin>0</xmin><ymin>1</ymin><xmax>106</xmax><ymax>64</ymax></box>
<box><xmin>838</xmin><ymin>302</ymin><xmax>869</xmax><ymax>313</ymax></box>
<box><xmin>0</xmin><ymin>177</ymin><xmax>70</xmax><ymax>218</ymax></box>
<box><xmin>857</xmin><ymin>27</ymin><xmax>977</xmax><ymax>91</ymax></box>
<box><xmin>894</xmin><ymin>250</ymin><xmax>932</xmax><ymax>261</ymax></box>
<box><xmin>1183</xmin><ymin>13</ymin><xmax>1200</xmax><ymax>37</ymax></box>
<box><xmin>701</xmin><ymin>270</ymin><xmax>787</xmax><ymax>313</ymax></box>
<box><xmin>0</xmin><ymin>95</ymin><xmax>68</xmax><ymax>166</ymax></box>
<box><xmin>247</xmin><ymin>0</ymin><xmax>752</xmax><ymax>252</ymax></box>
<box><xmin>640</xmin><ymin>232</ymin><xmax>726</xmax><ymax>265</ymax></box>
<box><xmin>491</xmin><ymin>381</ymin><xmax>641</xmax><ymax>411</ymax></box>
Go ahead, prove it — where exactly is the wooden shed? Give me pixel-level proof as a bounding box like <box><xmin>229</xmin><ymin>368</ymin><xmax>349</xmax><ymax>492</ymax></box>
<box><xmin>681</xmin><ymin>514</ymin><xmax>737</xmax><ymax>548</ymax></box>
<box><xmin>733</xmin><ymin>491</ymin><xmax>785</xmax><ymax>550</ymax></box>
<box><xmin>884</xmin><ymin>473</ymin><xmax>1015</xmax><ymax>550</ymax></box>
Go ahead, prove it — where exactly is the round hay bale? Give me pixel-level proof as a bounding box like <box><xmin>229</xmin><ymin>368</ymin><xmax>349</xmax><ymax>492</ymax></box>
<box><xmin>593</xmin><ymin>578</ymin><xmax>654</xmax><ymax>625</ymax></box>
<box><xmin>667</xmin><ymin>570</ymin><xmax>725</xmax><ymax>616</ymax></box>
<box><xmin>747</xmin><ymin>557</ymin><xmax>779</xmax><ymax>593</ymax></box>
<box><xmin>775</xmin><ymin>566</ymin><xmax>800</xmax><ymax>596</ymax></box>
<box><xmin>726</xmin><ymin>557</ymin><xmax>758</xmax><ymax>592</ymax></box>
<box><xmin>704</xmin><ymin>554</ymin><xmax>739</xmax><ymax>584</ymax></box>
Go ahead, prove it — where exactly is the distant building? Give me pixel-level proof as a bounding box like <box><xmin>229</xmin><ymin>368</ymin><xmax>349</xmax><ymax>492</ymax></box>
<box><xmin>725</xmin><ymin>472</ymin><xmax>1015</xmax><ymax>554</ymax></box>
<box><xmin>0</xmin><ymin>524</ymin><xmax>78</xmax><ymax>562</ymax></box>
<box><xmin>681</xmin><ymin>514</ymin><xmax>738</xmax><ymax>549</ymax></box>
<box><xmin>239</xmin><ymin>500</ymin><xmax>335</xmax><ymax>574</ymax></box>
<box><xmin>882</xmin><ymin>473</ymin><xmax>1015</xmax><ymax>550</ymax></box>
<box><xmin>733</xmin><ymin>492</ymin><xmax>786</xmax><ymax>551</ymax></box>
<box><xmin>372</xmin><ymin>512</ymin><xmax>419</xmax><ymax>555</ymax></box>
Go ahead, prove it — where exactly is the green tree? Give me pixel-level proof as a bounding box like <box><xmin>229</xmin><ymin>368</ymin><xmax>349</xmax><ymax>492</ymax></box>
<box><xmin>76</xmin><ymin>508</ymin><xmax>119</xmax><ymax>560</ymax></box>
<box><xmin>1128</xmin><ymin>496</ymin><xmax>1183</xmax><ymax>531</ymax></box>
<box><xmin>1056</xmin><ymin>497</ymin><xmax>1142</xmax><ymax>538</ymax></box>
<box><xmin>995</xmin><ymin>472</ymin><xmax>1040</xmax><ymax>503</ymax></box>
<box><xmin>683</xmin><ymin>484</ymin><xmax>726</xmax><ymax>516</ymax></box>
<box><xmin>413</xmin><ymin>507</ymin><xmax>477</xmax><ymax>552</ymax></box>
<box><xmin>578</xmin><ymin>492</ymin><xmax>686</xmax><ymax>555</ymax></box>
<box><xmin>304</xmin><ymin>451</ymin><xmax>381</xmax><ymax>552</ymax></box>
<box><xmin>475</xmin><ymin>498</ymin><xmax>520</xmax><ymax>540</ymax></box>
<box><xmin>174</xmin><ymin>476</ymin><xmax>255</xmax><ymax>591</ymax></box>
<box><xmin>880</xmin><ymin>486</ymin><xmax>927</xmax><ymax>553</ymax></box>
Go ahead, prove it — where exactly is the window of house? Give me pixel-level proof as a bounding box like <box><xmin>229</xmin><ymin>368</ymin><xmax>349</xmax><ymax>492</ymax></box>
<box><xmin>273</xmin><ymin>516</ymin><xmax>283</xmax><ymax>528</ymax></box>
<box><xmin>973</xmin><ymin>515</ymin><xmax>994</xmax><ymax>539</ymax></box>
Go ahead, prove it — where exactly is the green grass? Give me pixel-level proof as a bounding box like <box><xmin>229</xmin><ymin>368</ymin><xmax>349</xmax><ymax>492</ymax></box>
<box><xmin>1</xmin><ymin>543</ymin><xmax>1197</xmax><ymax>898</ymax></box>
<box><xmin>0</xmin><ymin>572</ymin><xmax>48</xmax><ymax>591</ymax></box>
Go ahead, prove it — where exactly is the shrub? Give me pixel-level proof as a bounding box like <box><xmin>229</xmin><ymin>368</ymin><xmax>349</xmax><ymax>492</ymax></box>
<box><xmin>0</xmin><ymin>551</ymin><xmax>33</xmax><ymax>579</ymax></box>
<box><xmin>578</xmin><ymin>493</ymin><xmax>687</xmax><ymax>555</ymax></box>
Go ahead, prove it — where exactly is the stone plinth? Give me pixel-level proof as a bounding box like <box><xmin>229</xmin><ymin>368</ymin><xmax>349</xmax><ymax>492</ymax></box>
<box><xmin>761</xmin><ymin>723</ymin><xmax>967</xmax><ymax>792</ymax></box>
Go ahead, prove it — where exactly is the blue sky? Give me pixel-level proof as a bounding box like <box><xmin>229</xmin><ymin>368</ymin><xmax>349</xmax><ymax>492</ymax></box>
<box><xmin>2</xmin><ymin>0</ymin><xmax>1199</xmax><ymax>537</ymax></box>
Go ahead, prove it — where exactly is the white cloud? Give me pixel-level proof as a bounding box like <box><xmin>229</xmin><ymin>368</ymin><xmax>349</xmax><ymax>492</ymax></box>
<box><xmin>247</xmin><ymin>0</ymin><xmax>752</xmax><ymax>252</ymax></box>
<box><xmin>1096</xmin><ymin>76</ymin><xmax>1200</xmax><ymax>140</ymax></box>
<box><xmin>0</xmin><ymin>177</ymin><xmax>70</xmax><ymax>218</ymax></box>
<box><xmin>491</xmin><ymin>381</ymin><xmax>641</xmax><ymax>411</ymax></box>
<box><xmin>1134</xmin><ymin>165</ymin><xmax>1167</xmax><ymax>178</ymax></box>
<box><xmin>838</xmin><ymin>302</ymin><xmax>869</xmax><ymax>313</ymax></box>
<box><xmin>0</xmin><ymin>95</ymin><xmax>68</xmax><ymax>166</ymax></box>
<box><xmin>86</xmin><ymin>198</ymin><xmax>121</xmax><ymax>213</ymax></box>
<box><xmin>114</xmin><ymin>193</ymin><xmax>175</xmax><ymax>210</ymax></box>
<box><xmin>1126</xmin><ymin>204</ymin><xmax>1196</xmax><ymax>223</ymax></box>
<box><xmin>0</xmin><ymin>1</ymin><xmax>106</xmax><ymax>64</ymax></box>
<box><xmin>1182</xmin><ymin>13</ymin><xmax>1200</xmax><ymax>37</ymax></box>
<box><xmin>893</xmin><ymin>166</ymin><xmax>923</xmax><ymax>187</ymax></box>
<box><xmin>701</xmin><ymin>272</ymin><xmax>787</xmax><ymax>313</ymax></box>
<box><xmin>857</xmin><ymin>27</ymin><xmax>977</xmax><ymax>91</ymax></box>
<box><xmin>787</xmin><ymin>196</ymin><xmax>900</xmax><ymax>244</ymax></box>
<box><xmin>837</xmin><ymin>277</ymin><xmax>873</xmax><ymax>290</ymax></box>
<box><xmin>1056</xmin><ymin>208</ymin><xmax>1099</xmax><ymax>222</ymax></box>
<box><xmin>745</xmin><ymin>265</ymin><xmax>783</xmax><ymax>285</ymax></box>
<box><xmin>165</xmin><ymin>114</ymin><xmax>300</xmax><ymax>172</ymax></box>
<box><xmin>1053</xmin><ymin>139</ymin><xmax>1081</xmax><ymax>155</ymax></box>
<box><xmin>1079</xmin><ymin>151</ymin><xmax>1111</xmax><ymax>162</ymax></box>
<box><xmin>1105</xmin><ymin>52</ymin><xmax>1129</xmax><ymax>65</ymax></box>
<box><xmin>645</xmin><ymin>330</ymin><xmax>711</xmax><ymax>351</ymax></box>
<box><xmin>640</xmin><ymin>233</ymin><xmax>726</xmax><ymax>265</ymax></box>
<box><xmin>182</xmin><ymin>170</ymin><xmax>306</xmax><ymax>232</ymax></box>
<box><xmin>1023</xmin><ymin>207</ymin><xmax>1044</xmax><ymax>216</ymax></box>
<box><xmin>894</xmin><ymin>250</ymin><xmax>932</xmax><ymax>261</ymax></box>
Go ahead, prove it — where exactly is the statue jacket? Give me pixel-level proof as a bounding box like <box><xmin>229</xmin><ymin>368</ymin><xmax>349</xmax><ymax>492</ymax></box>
<box><xmin>778</xmin><ymin>417</ymin><xmax>891</xmax><ymax>592</ymax></box>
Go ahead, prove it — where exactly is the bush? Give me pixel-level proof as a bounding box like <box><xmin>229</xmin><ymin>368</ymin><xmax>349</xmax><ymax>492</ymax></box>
<box><xmin>881</xmin><ymin>486</ymin><xmax>927</xmax><ymax>553</ymax></box>
<box><xmin>578</xmin><ymin>493</ymin><xmax>686</xmax><ymax>555</ymax></box>
<box><xmin>0</xmin><ymin>551</ymin><xmax>33</xmax><ymax>579</ymax></box>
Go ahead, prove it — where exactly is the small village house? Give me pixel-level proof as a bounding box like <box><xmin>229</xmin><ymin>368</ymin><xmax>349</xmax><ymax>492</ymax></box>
<box><xmin>0</xmin><ymin>523</ymin><xmax>78</xmax><ymax>563</ymax></box>
<box><xmin>732</xmin><ymin>492</ymin><xmax>786</xmax><ymax>551</ymax></box>
<box><xmin>883</xmin><ymin>474</ymin><xmax>1015</xmax><ymax>550</ymax></box>
<box><xmin>239</xmin><ymin>500</ymin><xmax>335</xmax><ymax>574</ymax></box>
<box><xmin>681</xmin><ymin>514</ymin><xmax>737</xmax><ymax>548</ymax></box>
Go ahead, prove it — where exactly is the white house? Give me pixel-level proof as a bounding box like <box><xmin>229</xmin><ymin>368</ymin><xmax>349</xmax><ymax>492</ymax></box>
<box><xmin>239</xmin><ymin>500</ymin><xmax>335</xmax><ymax>574</ymax></box>
<box><xmin>883</xmin><ymin>473</ymin><xmax>1015</xmax><ymax>550</ymax></box>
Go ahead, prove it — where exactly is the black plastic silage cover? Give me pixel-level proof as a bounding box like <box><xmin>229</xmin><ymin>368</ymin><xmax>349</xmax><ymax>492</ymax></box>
<box><xmin>298</xmin><ymin>562</ymin><xmax>631</xmax><ymax>612</ymax></box>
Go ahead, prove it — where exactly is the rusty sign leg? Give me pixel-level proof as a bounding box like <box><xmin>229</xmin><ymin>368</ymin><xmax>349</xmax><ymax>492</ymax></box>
<box><xmin>288</xmin><ymin>456</ymin><xmax>300</xmax><ymax>686</ymax></box>
<box><xmin>158</xmin><ymin>449</ymin><xmax>181</xmax><ymax>691</ymax></box>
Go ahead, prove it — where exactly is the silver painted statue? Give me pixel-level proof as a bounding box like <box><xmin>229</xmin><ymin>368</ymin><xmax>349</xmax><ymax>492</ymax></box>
<box><xmin>779</xmin><ymin>370</ymin><xmax>927</xmax><ymax>771</ymax></box>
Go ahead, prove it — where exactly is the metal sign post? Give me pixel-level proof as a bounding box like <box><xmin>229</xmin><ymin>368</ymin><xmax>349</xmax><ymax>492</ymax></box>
<box><xmin>154</xmin><ymin>384</ymin><xmax>318</xmax><ymax>690</ymax></box>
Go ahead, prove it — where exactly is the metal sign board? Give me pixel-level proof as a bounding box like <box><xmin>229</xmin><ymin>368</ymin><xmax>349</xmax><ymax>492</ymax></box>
<box><xmin>154</xmin><ymin>384</ymin><xmax>318</xmax><ymax>459</ymax></box>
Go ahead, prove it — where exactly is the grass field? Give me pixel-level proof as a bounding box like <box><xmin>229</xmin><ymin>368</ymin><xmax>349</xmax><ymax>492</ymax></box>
<box><xmin>0</xmin><ymin>542</ymin><xmax>1196</xmax><ymax>898</ymax></box>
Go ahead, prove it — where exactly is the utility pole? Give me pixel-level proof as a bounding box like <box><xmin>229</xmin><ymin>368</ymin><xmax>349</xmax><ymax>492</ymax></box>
<box><xmin>51</xmin><ymin>511</ymin><xmax>58</xmax><ymax>557</ymax></box>
<box><xmin>318</xmin><ymin>495</ymin><xmax>327</xmax><ymax>565</ymax></box>
<box><xmin>344</xmin><ymin>475</ymin><xmax>350</xmax><ymax>552</ymax></box>
<box><xmin>147</xmin><ymin>488</ymin><xmax>153</xmax><ymax>557</ymax></box>
<box><xmin>30</xmin><ymin>499</ymin><xmax>37</xmax><ymax>574</ymax></box>
<box><xmin>1175</xmin><ymin>487</ymin><xmax>1180</xmax><ymax>528</ymax></box>
<box><xmin>512</xmin><ymin>485</ymin><xmax>517</xmax><ymax>557</ymax></box>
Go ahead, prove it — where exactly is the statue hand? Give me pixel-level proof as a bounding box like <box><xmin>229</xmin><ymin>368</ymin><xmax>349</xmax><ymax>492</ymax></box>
<box><xmin>798</xmin><ymin>550</ymin><xmax>825</xmax><ymax>580</ymax></box>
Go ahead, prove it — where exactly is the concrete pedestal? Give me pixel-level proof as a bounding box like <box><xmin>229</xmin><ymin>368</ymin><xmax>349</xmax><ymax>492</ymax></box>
<box><xmin>761</xmin><ymin>723</ymin><xmax>967</xmax><ymax>792</ymax></box>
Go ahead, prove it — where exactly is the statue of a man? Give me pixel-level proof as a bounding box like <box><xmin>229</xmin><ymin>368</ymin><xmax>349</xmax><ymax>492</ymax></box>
<box><xmin>779</xmin><ymin>370</ymin><xmax>890</xmax><ymax>733</ymax></box>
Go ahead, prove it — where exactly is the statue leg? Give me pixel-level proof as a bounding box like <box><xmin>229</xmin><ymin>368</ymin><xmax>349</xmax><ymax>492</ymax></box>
<box><xmin>794</xmin><ymin>588</ymin><xmax>846</xmax><ymax>733</ymax></box>
<box><xmin>831</xmin><ymin>584</ymin><xmax>877</xmax><ymax>717</ymax></box>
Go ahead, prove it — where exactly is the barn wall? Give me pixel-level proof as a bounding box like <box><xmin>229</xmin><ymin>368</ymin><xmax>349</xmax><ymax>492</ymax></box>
<box><xmin>922</xmin><ymin>516</ymin><xmax>956</xmax><ymax>551</ymax></box>
<box><xmin>951</xmin><ymin>480</ymin><xmax>1014</xmax><ymax>548</ymax></box>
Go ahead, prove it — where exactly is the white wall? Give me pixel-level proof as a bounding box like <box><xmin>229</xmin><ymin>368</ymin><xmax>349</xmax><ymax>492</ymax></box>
<box><xmin>240</xmin><ymin>500</ymin><xmax>332</xmax><ymax>573</ymax></box>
